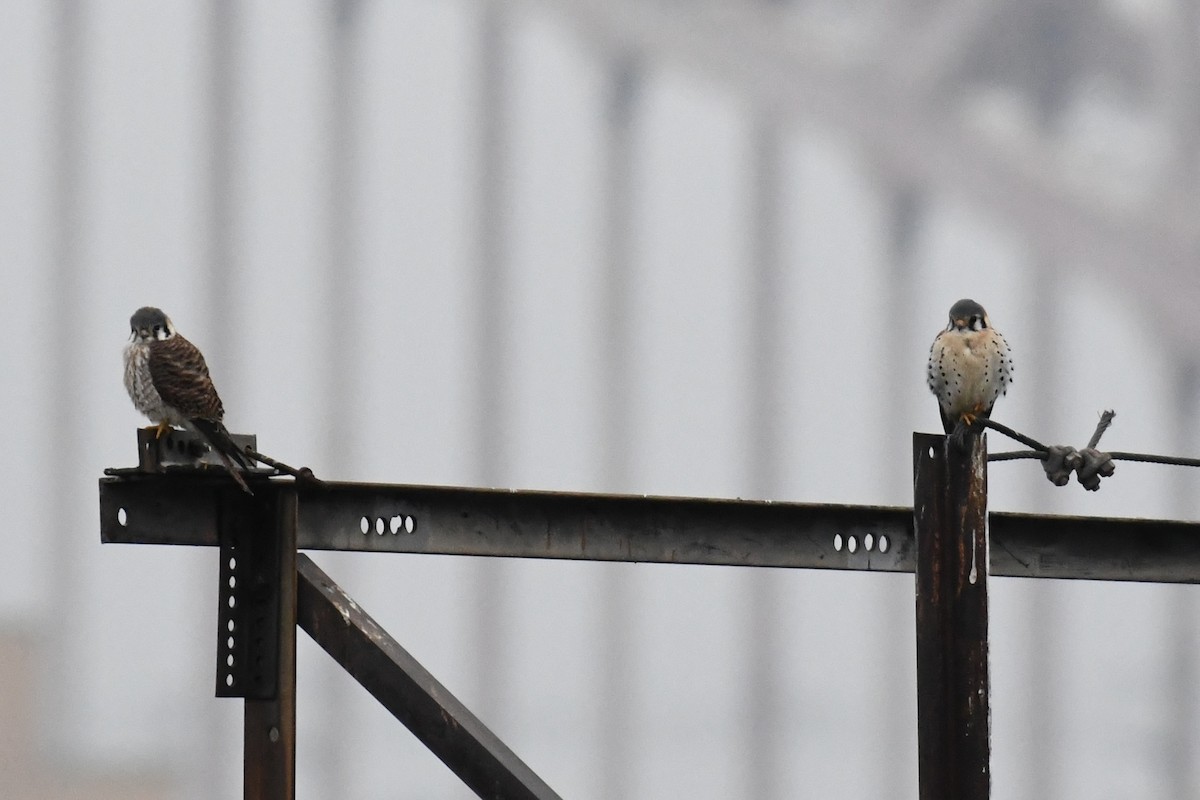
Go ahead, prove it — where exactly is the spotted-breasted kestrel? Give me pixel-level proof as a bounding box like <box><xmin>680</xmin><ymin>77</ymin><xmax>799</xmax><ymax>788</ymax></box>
<box><xmin>124</xmin><ymin>306</ymin><xmax>251</xmax><ymax>493</ymax></box>
<box><xmin>927</xmin><ymin>298</ymin><xmax>1012</xmax><ymax>435</ymax></box>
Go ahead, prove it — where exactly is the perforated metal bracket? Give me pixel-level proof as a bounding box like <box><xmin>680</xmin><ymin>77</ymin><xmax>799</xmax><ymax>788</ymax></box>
<box><xmin>216</xmin><ymin>490</ymin><xmax>282</xmax><ymax>699</ymax></box>
<box><xmin>135</xmin><ymin>427</ymin><xmax>267</xmax><ymax>473</ymax></box>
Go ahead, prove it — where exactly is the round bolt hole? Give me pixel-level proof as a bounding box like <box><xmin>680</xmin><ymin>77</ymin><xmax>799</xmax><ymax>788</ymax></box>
<box><xmin>833</xmin><ymin>534</ymin><xmax>843</xmax><ymax>552</ymax></box>
<box><xmin>864</xmin><ymin>533</ymin><xmax>875</xmax><ymax>551</ymax></box>
<box><xmin>929</xmin><ymin>446</ymin><xmax>936</xmax><ymax>458</ymax></box>
<box><xmin>359</xmin><ymin>516</ymin><xmax>369</xmax><ymax>535</ymax></box>
<box><xmin>228</xmin><ymin>576</ymin><xmax>236</xmax><ymax>589</ymax></box>
<box><xmin>228</xmin><ymin>556</ymin><xmax>237</xmax><ymax>570</ymax></box>
<box><xmin>227</xmin><ymin>619</ymin><xmax>236</xmax><ymax>632</ymax></box>
<box><xmin>390</xmin><ymin>516</ymin><xmax>402</xmax><ymax>534</ymax></box>
<box><xmin>117</xmin><ymin>508</ymin><xmax>128</xmax><ymax>527</ymax></box>
<box><xmin>879</xmin><ymin>534</ymin><xmax>890</xmax><ymax>553</ymax></box>
<box><xmin>227</xmin><ymin>636</ymin><xmax>235</xmax><ymax>649</ymax></box>
<box><xmin>226</xmin><ymin>654</ymin><xmax>234</xmax><ymax>667</ymax></box>
<box><xmin>225</xmin><ymin>674</ymin><xmax>234</xmax><ymax>687</ymax></box>
<box><xmin>405</xmin><ymin>516</ymin><xmax>415</xmax><ymax>533</ymax></box>
<box><xmin>375</xmin><ymin>517</ymin><xmax>385</xmax><ymax>535</ymax></box>
<box><xmin>228</xmin><ymin>596</ymin><xmax>236</xmax><ymax>609</ymax></box>
<box><xmin>847</xmin><ymin>536</ymin><xmax>858</xmax><ymax>554</ymax></box>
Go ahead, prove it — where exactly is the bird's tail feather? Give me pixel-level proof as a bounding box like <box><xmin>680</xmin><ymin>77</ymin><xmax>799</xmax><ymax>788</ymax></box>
<box><xmin>190</xmin><ymin>418</ymin><xmax>253</xmax><ymax>495</ymax></box>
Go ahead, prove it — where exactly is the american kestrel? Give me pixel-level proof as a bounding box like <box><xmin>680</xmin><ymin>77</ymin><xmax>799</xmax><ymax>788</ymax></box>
<box><xmin>927</xmin><ymin>298</ymin><xmax>1012</xmax><ymax>435</ymax></box>
<box><xmin>124</xmin><ymin>306</ymin><xmax>252</xmax><ymax>493</ymax></box>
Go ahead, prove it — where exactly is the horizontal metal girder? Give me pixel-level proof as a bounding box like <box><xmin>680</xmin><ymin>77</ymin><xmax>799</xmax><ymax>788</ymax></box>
<box><xmin>99</xmin><ymin>475</ymin><xmax>1200</xmax><ymax>583</ymax></box>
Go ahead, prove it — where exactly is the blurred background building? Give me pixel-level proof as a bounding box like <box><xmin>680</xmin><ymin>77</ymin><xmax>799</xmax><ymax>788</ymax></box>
<box><xmin>3</xmin><ymin>0</ymin><xmax>1200</xmax><ymax>797</ymax></box>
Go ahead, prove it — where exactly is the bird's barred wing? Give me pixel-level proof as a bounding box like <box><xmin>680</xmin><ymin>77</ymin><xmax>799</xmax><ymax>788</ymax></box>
<box><xmin>926</xmin><ymin>332</ymin><xmax>948</xmax><ymax>397</ymax></box>
<box><xmin>978</xmin><ymin>329</ymin><xmax>1012</xmax><ymax>419</ymax></box>
<box><xmin>148</xmin><ymin>334</ymin><xmax>226</xmax><ymax>421</ymax></box>
<box><xmin>994</xmin><ymin>331</ymin><xmax>1013</xmax><ymax>396</ymax></box>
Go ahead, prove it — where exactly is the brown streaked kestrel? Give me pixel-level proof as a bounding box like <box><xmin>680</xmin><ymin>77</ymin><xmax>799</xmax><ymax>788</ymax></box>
<box><xmin>927</xmin><ymin>298</ymin><xmax>1012</xmax><ymax>435</ymax></box>
<box><xmin>123</xmin><ymin>306</ymin><xmax>252</xmax><ymax>493</ymax></box>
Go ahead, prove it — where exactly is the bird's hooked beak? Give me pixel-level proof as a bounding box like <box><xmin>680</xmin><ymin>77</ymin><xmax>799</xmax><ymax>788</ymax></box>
<box><xmin>951</xmin><ymin>317</ymin><xmax>969</xmax><ymax>331</ymax></box>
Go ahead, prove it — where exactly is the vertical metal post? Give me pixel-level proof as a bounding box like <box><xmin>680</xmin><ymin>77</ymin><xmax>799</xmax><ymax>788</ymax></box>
<box><xmin>243</xmin><ymin>488</ymin><xmax>298</xmax><ymax>799</ymax></box>
<box><xmin>913</xmin><ymin>432</ymin><xmax>990</xmax><ymax>800</ymax></box>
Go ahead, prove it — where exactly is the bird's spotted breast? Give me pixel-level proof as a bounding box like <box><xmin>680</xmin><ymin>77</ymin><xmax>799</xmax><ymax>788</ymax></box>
<box><xmin>928</xmin><ymin>330</ymin><xmax>1008</xmax><ymax>416</ymax></box>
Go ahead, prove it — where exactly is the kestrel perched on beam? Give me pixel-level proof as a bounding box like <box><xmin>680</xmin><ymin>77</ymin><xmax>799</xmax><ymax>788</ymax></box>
<box><xmin>123</xmin><ymin>306</ymin><xmax>252</xmax><ymax>494</ymax></box>
<box><xmin>927</xmin><ymin>298</ymin><xmax>1012</xmax><ymax>436</ymax></box>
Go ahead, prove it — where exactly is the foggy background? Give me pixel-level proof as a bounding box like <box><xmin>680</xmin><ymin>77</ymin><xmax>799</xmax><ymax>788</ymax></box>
<box><xmin>3</xmin><ymin>0</ymin><xmax>1200</xmax><ymax>797</ymax></box>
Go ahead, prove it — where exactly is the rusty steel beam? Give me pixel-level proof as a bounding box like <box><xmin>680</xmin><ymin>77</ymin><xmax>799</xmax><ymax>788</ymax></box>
<box><xmin>100</xmin><ymin>475</ymin><xmax>910</xmax><ymax>571</ymax></box>
<box><xmin>100</xmin><ymin>474</ymin><xmax>1200</xmax><ymax>583</ymax></box>
<box><xmin>914</xmin><ymin>432</ymin><xmax>990</xmax><ymax>800</ymax></box>
<box><xmin>296</xmin><ymin>554</ymin><xmax>563</xmax><ymax>800</ymax></box>
<box><xmin>243</xmin><ymin>488</ymin><xmax>298</xmax><ymax>800</ymax></box>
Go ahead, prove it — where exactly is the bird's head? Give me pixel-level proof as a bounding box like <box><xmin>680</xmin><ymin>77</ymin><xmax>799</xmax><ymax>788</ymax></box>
<box><xmin>946</xmin><ymin>298</ymin><xmax>990</xmax><ymax>333</ymax></box>
<box><xmin>129</xmin><ymin>306</ymin><xmax>175</xmax><ymax>342</ymax></box>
